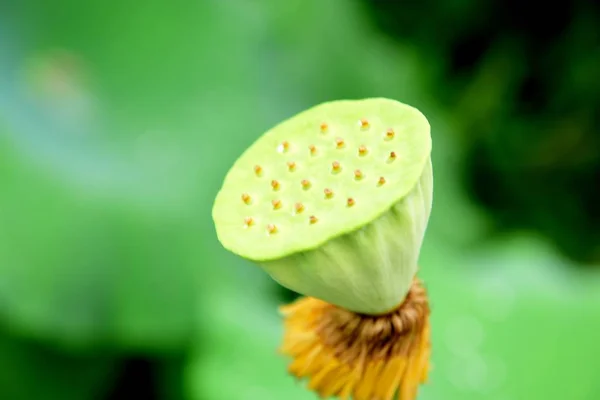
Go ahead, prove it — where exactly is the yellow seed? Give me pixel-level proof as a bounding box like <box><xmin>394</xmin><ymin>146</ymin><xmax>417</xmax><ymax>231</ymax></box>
<box><xmin>267</xmin><ymin>224</ymin><xmax>278</xmax><ymax>234</ymax></box>
<box><xmin>243</xmin><ymin>217</ymin><xmax>254</xmax><ymax>227</ymax></box>
<box><xmin>389</xmin><ymin>151</ymin><xmax>397</xmax><ymax>161</ymax></box>
<box><xmin>241</xmin><ymin>193</ymin><xmax>252</xmax><ymax>204</ymax></box>
<box><xmin>332</xmin><ymin>161</ymin><xmax>341</xmax><ymax>173</ymax></box>
<box><xmin>335</xmin><ymin>138</ymin><xmax>345</xmax><ymax>149</ymax></box>
<box><xmin>287</xmin><ymin>161</ymin><xmax>296</xmax><ymax>171</ymax></box>
<box><xmin>358</xmin><ymin>145</ymin><xmax>368</xmax><ymax>156</ymax></box>
<box><xmin>309</xmin><ymin>215</ymin><xmax>318</xmax><ymax>224</ymax></box>
<box><xmin>271</xmin><ymin>180</ymin><xmax>280</xmax><ymax>191</ymax></box>
<box><xmin>324</xmin><ymin>188</ymin><xmax>334</xmax><ymax>199</ymax></box>
<box><xmin>272</xmin><ymin>199</ymin><xmax>282</xmax><ymax>210</ymax></box>
<box><xmin>347</xmin><ymin>198</ymin><xmax>355</xmax><ymax>207</ymax></box>
<box><xmin>378</xmin><ymin>177</ymin><xmax>386</xmax><ymax>186</ymax></box>
<box><xmin>309</xmin><ymin>144</ymin><xmax>317</xmax><ymax>155</ymax></box>
<box><xmin>277</xmin><ymin>141</ymin><xmax>290</xmax><ymax>153</ymax></box>
<box><xmin>320</xmin><ymin>122</ymin><xmax>328</xmax><ymax>133</ymax></box>
<box><xmin>294</xmin><ymin>202</ymin><xmax>305</xmax><ymax>214</ymax></box>
<box><xmin>254</xmin><ymin>165</ymin><xmax>263</xmax><ymax>176</ymax></box>
<box><xmin>301</xmin><ymin>179</ymin><xmax>311</xmax><ymax>190</ymax></box>
<box><xmin>360</xmin><ymin>118</ymin><xmax>370</xmax><ymax>129</ymax></box>
<box><xmin>386</xmin><ymin>128</ymin><xmax>395</xmax><ymax>140</ymax></box>
<box><xmin>354</xmin><ymin>169</ymin><xmax>364</xmax><ymax>180</ymax></box>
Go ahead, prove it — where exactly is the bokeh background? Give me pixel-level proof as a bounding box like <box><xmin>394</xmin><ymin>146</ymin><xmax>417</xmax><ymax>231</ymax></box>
<box><xmin>1</xmin><ymin>0</ymin><xmax>599</xmax><ymax>399</ymax></box>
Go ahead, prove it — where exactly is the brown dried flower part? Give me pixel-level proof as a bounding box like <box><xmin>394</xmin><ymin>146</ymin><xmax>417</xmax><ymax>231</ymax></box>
<box><xmin>279</xmin><ymin>278</ymin><xmax>430</xmax><ymax>400</ymax></box>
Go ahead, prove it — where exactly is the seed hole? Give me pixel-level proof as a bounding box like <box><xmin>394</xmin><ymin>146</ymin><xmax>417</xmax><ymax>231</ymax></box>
<box><xmin>277</xmin><ymin>141</ymin><xmax>290</xmax><ymax>153</ymax></box>
<box><xmin>267</xmin><ymin>224</ymin><xmax>278</xmax><ymax>235</ymax></box>
<box><xmin>354</xmin><ymin>169</ymin><xmax>364</xmax><ymax>181</ymax></box>
<box><xmin>309</xmin><ymin>144</ymin><xmax>317</xmax><ymax>156</ymax></box>
<box><xmin>359</xmin><ymin>118</ymin><xmax>370</xmax><ymax>130</ymax></box>
<box><xmin>294</xmin><ymin>202</ymin><xmax>305</xmax><ymax>214</ymax></box>
<box><xmin>320</xmin><ymin>123</ymin><xmax>328</xmax><ymax>133</ymax></box>
<box><xmin>385</xmin><ymin>128</ymin><xmax>395</xmax><ymax>141</ymax></box>
<box><xmin>244</xmin><ymin>217</ymin><xmax>254</xmax><ymax>228</ymax></box>
<box><xmin>324</xmin><ymin>188</ymin><xmax>334</xmax><ymax>199</ymax></box>
<box><xmin>335</xmin><ymin>138</ymin><xmax>345</xmax><ymax>149</ymax></box>
<box><xmin>272</xmin><ymin>199</ymin><xmax>282</xmax><ymax>210</ymax></box>
<box><xmin>309</xmin><ymin>215</ymin><xmax>318</xmax><ymax>224</ymax></box>
<box><xmin>242</xmin><ymin>193</ymin><xmax>252</xmax><ymax>205</ymax></box>
<box><xmin>347</xmin><ymin>198</ymin><xmax>355</xmax><ymax>207</ymax></box>
<box><xmin>254</xmin><ymin>165</ymin><xmax>263</xmax><ymax>176</ymax></box>
<box><xmin>271</xmin><ymin>180</ymin><xmax>281</xmax><ymax>191</ymax></box>
<box><xmin>331</xmin><ymin>161</ymin><xmax>341</xmax><ymax>174</ymax></box>
<box><xmin>378</xmin><ymin>177</ymin><xmax>386</xmax><ymax>186</ymax></box>
<box><xmin>301</xmin><ymin>179</ymin><xmax>312</xmax><ymax>190</ymax></box>
<box><xmin>287</xmin><ymin>161</ymin><xmax>296</xmax><ymax>172</ymax></box>
<box><xmin>358</xmin><ymin>145</ymin><xmax>368</xmax><ymax>157</ymax></box>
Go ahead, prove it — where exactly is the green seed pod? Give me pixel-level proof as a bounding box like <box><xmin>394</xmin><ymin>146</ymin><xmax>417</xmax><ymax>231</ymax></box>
<box><xmin>212</xmin><ymin>98</ymin><xmax>432</xmax><ymax>314</ymax></box>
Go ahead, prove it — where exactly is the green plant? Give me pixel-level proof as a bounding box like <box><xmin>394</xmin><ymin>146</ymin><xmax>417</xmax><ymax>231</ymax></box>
<box><xmin>212</xmin><ymin>98</ymin><xmax>433</xmax><ymax>399</ymax></box>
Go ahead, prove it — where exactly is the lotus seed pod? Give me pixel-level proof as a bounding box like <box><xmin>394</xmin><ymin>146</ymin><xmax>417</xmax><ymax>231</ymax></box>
<box><xmin>212</xmin><ymin>98</ymin><xmax>432</xmax><ymax>314</ymax></box>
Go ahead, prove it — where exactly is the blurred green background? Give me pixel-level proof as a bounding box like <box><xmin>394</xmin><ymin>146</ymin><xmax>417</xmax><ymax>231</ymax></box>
<box><xmin>1</xmin><ymin>0</ymin><xmax>599</xmax><ymax>399</ymax></box>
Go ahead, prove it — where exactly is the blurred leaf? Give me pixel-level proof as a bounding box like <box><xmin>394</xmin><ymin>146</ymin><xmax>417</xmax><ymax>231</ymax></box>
<box><xmin>419</xmin><ymin>235</ymin><xmax>600</xmax><ymax>400</ymax></box>
<box><xmin>186</xmin><ymin>281</ymin><xmax>317</xmax><ymax>400</ymax></box>
<box><xmin>0</xmin><ymin>132</ymin><xmax>205</xmax><ymax>349</ymax></box>
<box><xmin>0</xmin><ymin>329</ymin><xmax>117</xmax><ymax>400</ymax></box>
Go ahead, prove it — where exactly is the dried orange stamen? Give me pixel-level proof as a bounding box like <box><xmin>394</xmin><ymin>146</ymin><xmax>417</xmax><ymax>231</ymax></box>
<box><xmin>279</xmin><ymin>279</ymin><xmax>431</xmax><ymax>400</ymax></box>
